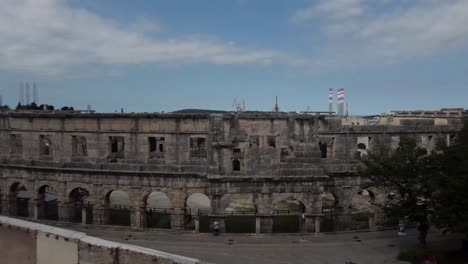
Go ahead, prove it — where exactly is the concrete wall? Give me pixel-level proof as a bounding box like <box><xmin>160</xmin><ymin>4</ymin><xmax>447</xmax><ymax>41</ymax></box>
<box><xmin>0</xmin><ymin>216</ymin><xmax>201</xmax><ymax>264</ymax></box>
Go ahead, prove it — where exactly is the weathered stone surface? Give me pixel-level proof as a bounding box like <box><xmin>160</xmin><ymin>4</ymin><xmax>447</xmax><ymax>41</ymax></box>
<box><xmin>0</xmin><ymin>110</ymin><xmax>463</xmax><ymax>232</ymax></box>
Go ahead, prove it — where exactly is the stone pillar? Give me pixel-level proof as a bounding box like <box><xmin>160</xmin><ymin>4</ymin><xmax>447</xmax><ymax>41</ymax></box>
<box><xmin>132</xmin><ymin>208</ymin><xmax>141</xmax><ymax>229</ymax></box>
<box><xmin>171</xmin><ymin>208</ymin><xmax>184</xmax><ymax>230</ymax></box>
<box><xmin>58</xmin><ymin>202</ymin><xmax>69</xmax><ymax>222</ymax></box>
<box><xmin>255</xmin><ymin>216</ymin><xmax>261</xmax><ymax>234</ymax></box>
<box><xmin>32</xmin><ymin>201</ymin><xmax>39</xmax><ymax>220</ymax></box>
<box><xmin>315</xmin><ymin>216</ymin><xmax>321</xmax><ymax>234</ymax></box>
<box><xmin>81</xmin><ymin>207</ymin><xmax>87</xmax><ymax>225</ymax></box>
<box><xmin>194</xmin><ymin>216</ymin><xmax>200</xmax><ymax>233</ymax></box>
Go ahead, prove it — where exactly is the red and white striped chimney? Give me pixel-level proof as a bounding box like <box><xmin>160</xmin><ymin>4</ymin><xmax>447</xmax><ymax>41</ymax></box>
<box><xmin>337</xmin><ymin>88</ymin><xmax>345</xmax><ymax>116</ymax></box>
<box><xmin>328</xmin><ymin>88</ymin><xmax>333</xmax><ymax>114</ymax></box>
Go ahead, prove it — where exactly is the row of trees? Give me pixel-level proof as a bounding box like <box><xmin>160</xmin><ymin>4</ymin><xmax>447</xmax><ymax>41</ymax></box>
<box><xmin>360</xmin><ymin>119</ymin><xmax>468</xmax><ymax>245</ymax></box>
<box><xmin>14</xmin><ymin>102</ymin><xmax>75</xmax><ymax>111</ymax></box>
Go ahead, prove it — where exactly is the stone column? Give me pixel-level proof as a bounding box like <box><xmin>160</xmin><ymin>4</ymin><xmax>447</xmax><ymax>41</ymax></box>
<box><xmin>171</xmin><ymin>208</ymin><xmax>184</xmax><ymax>230</ymax></box>
<box><xmin>194</xmin><ymin>216</ymin><xmax>200</xmax><ymax>233</ymax></box>
<box><xmin>255</xmin><ymin>216</ymin><xmax>261</xmax><ymax>234</ymax></box>
<box><xmin>132</xmin><ymin>208</ymin><xmax>142</xmax><ymax>229</ymax></box>
<box><xmin>32</xmin><ymin>201</ymin><xmax>39</xmax><ymax>220</ymax></box>
<box><xmin>315</xmin><ymin>216</ymin><xmax>321</xmax><ymax>234</ymax></box>
<box><xmin>58</xmin><ymin>201</ymin><xmax>69</xmax><ymax>222</ymax></box>
<box><xmin>81</xmin><ymin>207</ymin><xmax>87</xmax><ymax>225</ymax></box>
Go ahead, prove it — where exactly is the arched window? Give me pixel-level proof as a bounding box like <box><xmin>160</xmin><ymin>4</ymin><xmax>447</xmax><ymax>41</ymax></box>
<box><xmin>232</xmin><ymin>159</ymin><xmax>241</xmax><ymax>171</ymax></box>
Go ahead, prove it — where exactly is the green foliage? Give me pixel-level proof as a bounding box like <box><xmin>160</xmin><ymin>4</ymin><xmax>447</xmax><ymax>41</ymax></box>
<box><xmin>360</xmin><ymin>118</ymin><xmax>468</xmax><ymax>244</ymax></box>
<box><xmin>359</xmin><ymin>136</ymin><xmax>437</xmax><ymax>244</ymax></box>
<box><xmin>431</xmin><ymin>118</ymin><xmax>468</xmax><ymax>234</ymax></box>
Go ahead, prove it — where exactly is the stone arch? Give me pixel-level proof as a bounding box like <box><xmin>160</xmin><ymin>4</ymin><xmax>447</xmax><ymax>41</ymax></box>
<box><xmin>349</xmin><ymin>189</ymin><xmax>376</xmax><ymax>213</ymax></box>
<box><xmin>271</xmin><ymin>193</ymin><xmax>309</xmax><ymax>213</ymax></box>
<box><xmin>68</xmin><ymin>187</ymin><xmax>92</xmax><ymax>224</ymax></box>
<box><xmin>37</xmin><ymin>184</ymin><xmax>59</xmax><ymax>220</ymax></box>
<box><xmin>69</xmin><ymin>187</ymin><xmax>90</xmax><ymax>204</ymax></box>
<box><xmin>273</xmin><ymin>197</ymin><xmax>305</xmax><ymax>214</ymax></box>
<box><xmin>220</xmin><ymin>194</ymin><xmax>256</xmax><ymax>214</ymax></box>
<box><xmin>105</xmin><ymin>189</ymin><xmax>132</xmax><ymax>226</ymax></box>
<box><xmin>322</xmin><ymin>192</ymin><xmax>338</xmax><ymax>209</ymax></box>
<box><xmin>66</xmin><ymin>182</ymin><xmax>93</xmax><ymax>201</ymax></box>
<box><xmin>9</xmin><ymin>182</ymin><xmax>30</xmax><ymax>217</ymax></box>
<box><xmin>222</xmin><ymin>194</ymin><xmax>257</xmax><ymax>233</ymax></box>
<box><xmin>145</xmin><ymin>191</ymin><xmax>172</xmax><ymax>209</ymax></box>
<box><xmin>232</xmin><ymin>159</ymin><xmax>241</xmax><ymax>171</ymax></box>
<box><xmin>143</xmin><ymin>190</ymin><xmax>172</xmax><ymax>229</ymax></box>
<box><xmin>106</xmin><ymin>189</ymin><xmax>131</xmax><ymax>206</ymax></box>
<box><xmin>186</xmin><ymin>193</ymin><xmax>211</xmax><ymax>215</ymax></box>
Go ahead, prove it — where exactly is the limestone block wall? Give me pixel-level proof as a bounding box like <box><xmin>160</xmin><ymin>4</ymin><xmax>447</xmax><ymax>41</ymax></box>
<box><xmin>0</xmin><ymin>216</ymin><xmax>201</xmax><ymax>264</ymax></box>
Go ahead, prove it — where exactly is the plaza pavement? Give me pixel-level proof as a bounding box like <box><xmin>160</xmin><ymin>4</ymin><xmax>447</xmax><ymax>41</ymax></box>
<box><xmin>78</xmin><ymin>228</ymin><xmax>464</xmax><ymax>264</ymax></box>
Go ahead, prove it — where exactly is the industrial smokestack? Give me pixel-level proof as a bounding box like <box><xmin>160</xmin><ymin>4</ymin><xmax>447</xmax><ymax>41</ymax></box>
<box><xmin>328</xmin><ymin>88</ymin><xmax>333</xmax><ymax>114</ymax></box>
<box><xmin>337</xmin><ymin>88</ymin><xmax>345</xmax><ymax>116</ymax></box>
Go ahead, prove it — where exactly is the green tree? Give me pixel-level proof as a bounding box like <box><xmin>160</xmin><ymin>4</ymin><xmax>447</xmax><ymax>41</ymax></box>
<box><xmin>359</xmin><ymin>137</ymin><xmax>436</xmax><ymax>245</ymax></box>
<box><xmin>431</xmin><ymin>119</ymin><xmax>468</xmax><ymax>235</ymax></box>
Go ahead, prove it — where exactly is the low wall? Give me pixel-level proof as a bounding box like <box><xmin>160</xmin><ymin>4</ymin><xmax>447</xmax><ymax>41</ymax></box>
<box><xmin>0</xmin><ymin>216</ymin><xmax>201</xmax><ymax>264</ymax></box>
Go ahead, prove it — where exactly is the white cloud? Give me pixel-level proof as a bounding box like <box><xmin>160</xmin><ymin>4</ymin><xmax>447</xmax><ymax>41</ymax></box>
<box><xmin>0</xmin><ymin>0</ymin><xmax>291</xmax><ymax>75</ymax></box>
<box><xmin>292</xmin><ymin>0</ymin><xmax>468</xmax><ymax>66</ymax></box>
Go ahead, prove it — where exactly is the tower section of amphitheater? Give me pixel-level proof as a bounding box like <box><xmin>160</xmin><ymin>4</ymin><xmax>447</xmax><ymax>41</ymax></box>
<box><xmin>0</xmin><ymin>109</ymin><xmax>463</xmax><ymax>233</ymax></box>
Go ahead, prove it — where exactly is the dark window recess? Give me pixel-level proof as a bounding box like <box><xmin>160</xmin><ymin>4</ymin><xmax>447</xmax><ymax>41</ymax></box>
<box><xmin>159</xmin><ymin>137</ymin><xmax>165</xmax><ymax>152</ymax></box>
<box><xmin>109</xmin><ymin>136</ymin><xmax>124</xmax><ymax>158</ymax></box>
<box><xmin>319</xmin><ymin>141</ymin><xmax>327</xmax><ymax>158</ymax></box>
<box><xmin>72</xmin><ymin>136</ymin><xmax>87</xmax><ymax>156</ymax></box>
<box><xmin>267</xmin><ymin>136</ymin><xmax>276</xmax><ymax>148</ymax></box>
<box><xmin>10</xmin><ymin>134</ymin><xmax>23</xmax><ymax>154</ymax></box>
<box><xmin>249</xmin><ymin>135</ymin><xmax>260</xmax><ymax>148</ymax></box>
<box><xmin>149</xmin><ymin>137</ymin><xmax>157</xmax><ymax>152</ymax></box>
<box><xmin>232</xmin><ymin>159</ymin><xmax>241</xmax><ymax>171</ymax></box>
<box><xmin>190</xmin><ymin>137</ymin><xmax>207</xmax><ymax>158</ymax></box>
<box><xmin>149</xmin><ymin>136</ymin><xmax>164</xmax><ymax>158</ymax></box>
<box><xmin>39</xmin><ymin>135</ymin><xmax>52</xmax><ymax>156</ymax></box>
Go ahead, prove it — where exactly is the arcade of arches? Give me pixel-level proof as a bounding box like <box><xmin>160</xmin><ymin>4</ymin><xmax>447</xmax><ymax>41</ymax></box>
<box><xmin>0</xmin><ymin>171</ymin><xmax>384</xmax><ymax>234</ymax></box>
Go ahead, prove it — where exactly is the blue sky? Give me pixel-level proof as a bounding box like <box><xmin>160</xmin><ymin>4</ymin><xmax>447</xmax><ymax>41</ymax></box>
<box><xmin>0</xmin><ymin>0</ymin><xmax>467</xmax><ymax>114</ymax></box>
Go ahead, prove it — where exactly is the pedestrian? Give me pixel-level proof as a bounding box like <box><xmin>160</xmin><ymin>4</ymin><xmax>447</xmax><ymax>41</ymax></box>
<box><xmin>213</xmin><ymin>220</ymin><xmax>220</xmax><ymax>236</ymax></box>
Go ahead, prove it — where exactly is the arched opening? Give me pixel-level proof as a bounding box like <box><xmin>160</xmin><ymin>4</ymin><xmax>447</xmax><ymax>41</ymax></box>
<box><xmin>272</xmin><ymin>198</ymin><xmax>305</xmax><ymax>233</ymax></box>
<box><xmin>184</xmin><ymin>193</ymin><xmax>211</xmax><ymax>232</ymax></box>
<box><xmin>37</xmin><ymin>185</ymin><xmax>59</xmax><ymax>221</ymax></box>
<box><xmin>106</xmin><ymin>190</ymin><xmax>131</xmax><ymax>226</ymax></box>
<box><xmin>144</xmin><ymin>191</ymin><xmax>172</xmax><ymax>229</ymax></box>
<box><xmin>319</xmin><ymin>141</ymin><xmax>327</xmax><ymax>158</ymax></box>
<box><xmin>321</xmin><ymin>192</ymin><xmax>338</xmax><ymax>232</ymax></box>
<box><xmin>337</xmin><ymin>190</ymin><xmax>375</xmax><ymax>230</ymax></box>
<box><xmin>68</xmin><ymin>187</ymin><xmax>92</xmax><ymax>224</ymax></box>
<box><xmin>225</xmin><ymin>198</ymin><xmax>256</xmax><ymax>233</ymax></box>
<box><xmin>357</xmin><ymin>143</ymin><xmax>367</xmax><ymax>157</ymax></box>
<box><xmin>232</xmin><ymin>159</ymin><xmax>241</xmax><ymax>171</ymax></box>
<box><xmin>9</xmin><ymin>183</ymin><xmax>30</xmax><ymax>217</ymax></box>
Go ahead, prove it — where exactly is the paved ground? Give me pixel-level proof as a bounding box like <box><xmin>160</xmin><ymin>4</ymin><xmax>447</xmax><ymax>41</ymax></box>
<box><xmin>78</xmin><ymin>228</ymin><xmax>464</xmax><ymax>264</ymax></box>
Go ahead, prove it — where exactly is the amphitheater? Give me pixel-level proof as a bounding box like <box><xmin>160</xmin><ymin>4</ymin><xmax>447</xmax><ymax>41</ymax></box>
<box><xmin>0</xmin><ymin>108</ymin><xmax>464</xmax><ymax>234</ymax></box>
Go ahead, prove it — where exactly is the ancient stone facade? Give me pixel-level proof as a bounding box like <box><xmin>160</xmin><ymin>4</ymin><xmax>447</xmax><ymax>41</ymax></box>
<box><xmin>0</xmin><ymin>109</ymin><xmax>464</xmax><ymax>233</ymax></box>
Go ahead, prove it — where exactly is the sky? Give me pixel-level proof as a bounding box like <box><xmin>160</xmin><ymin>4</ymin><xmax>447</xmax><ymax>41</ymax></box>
<box><xmin>0</xmin><ymin>0</ymin><xmax>467</xmax><ymax>114</ymax></box>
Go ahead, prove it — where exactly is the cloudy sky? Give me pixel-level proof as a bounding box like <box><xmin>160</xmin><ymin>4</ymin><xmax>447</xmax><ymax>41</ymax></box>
<box><xmin>0</xmin><ymin>0</ymin><xmax>467</xmax><ymax>114</ymax></box>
